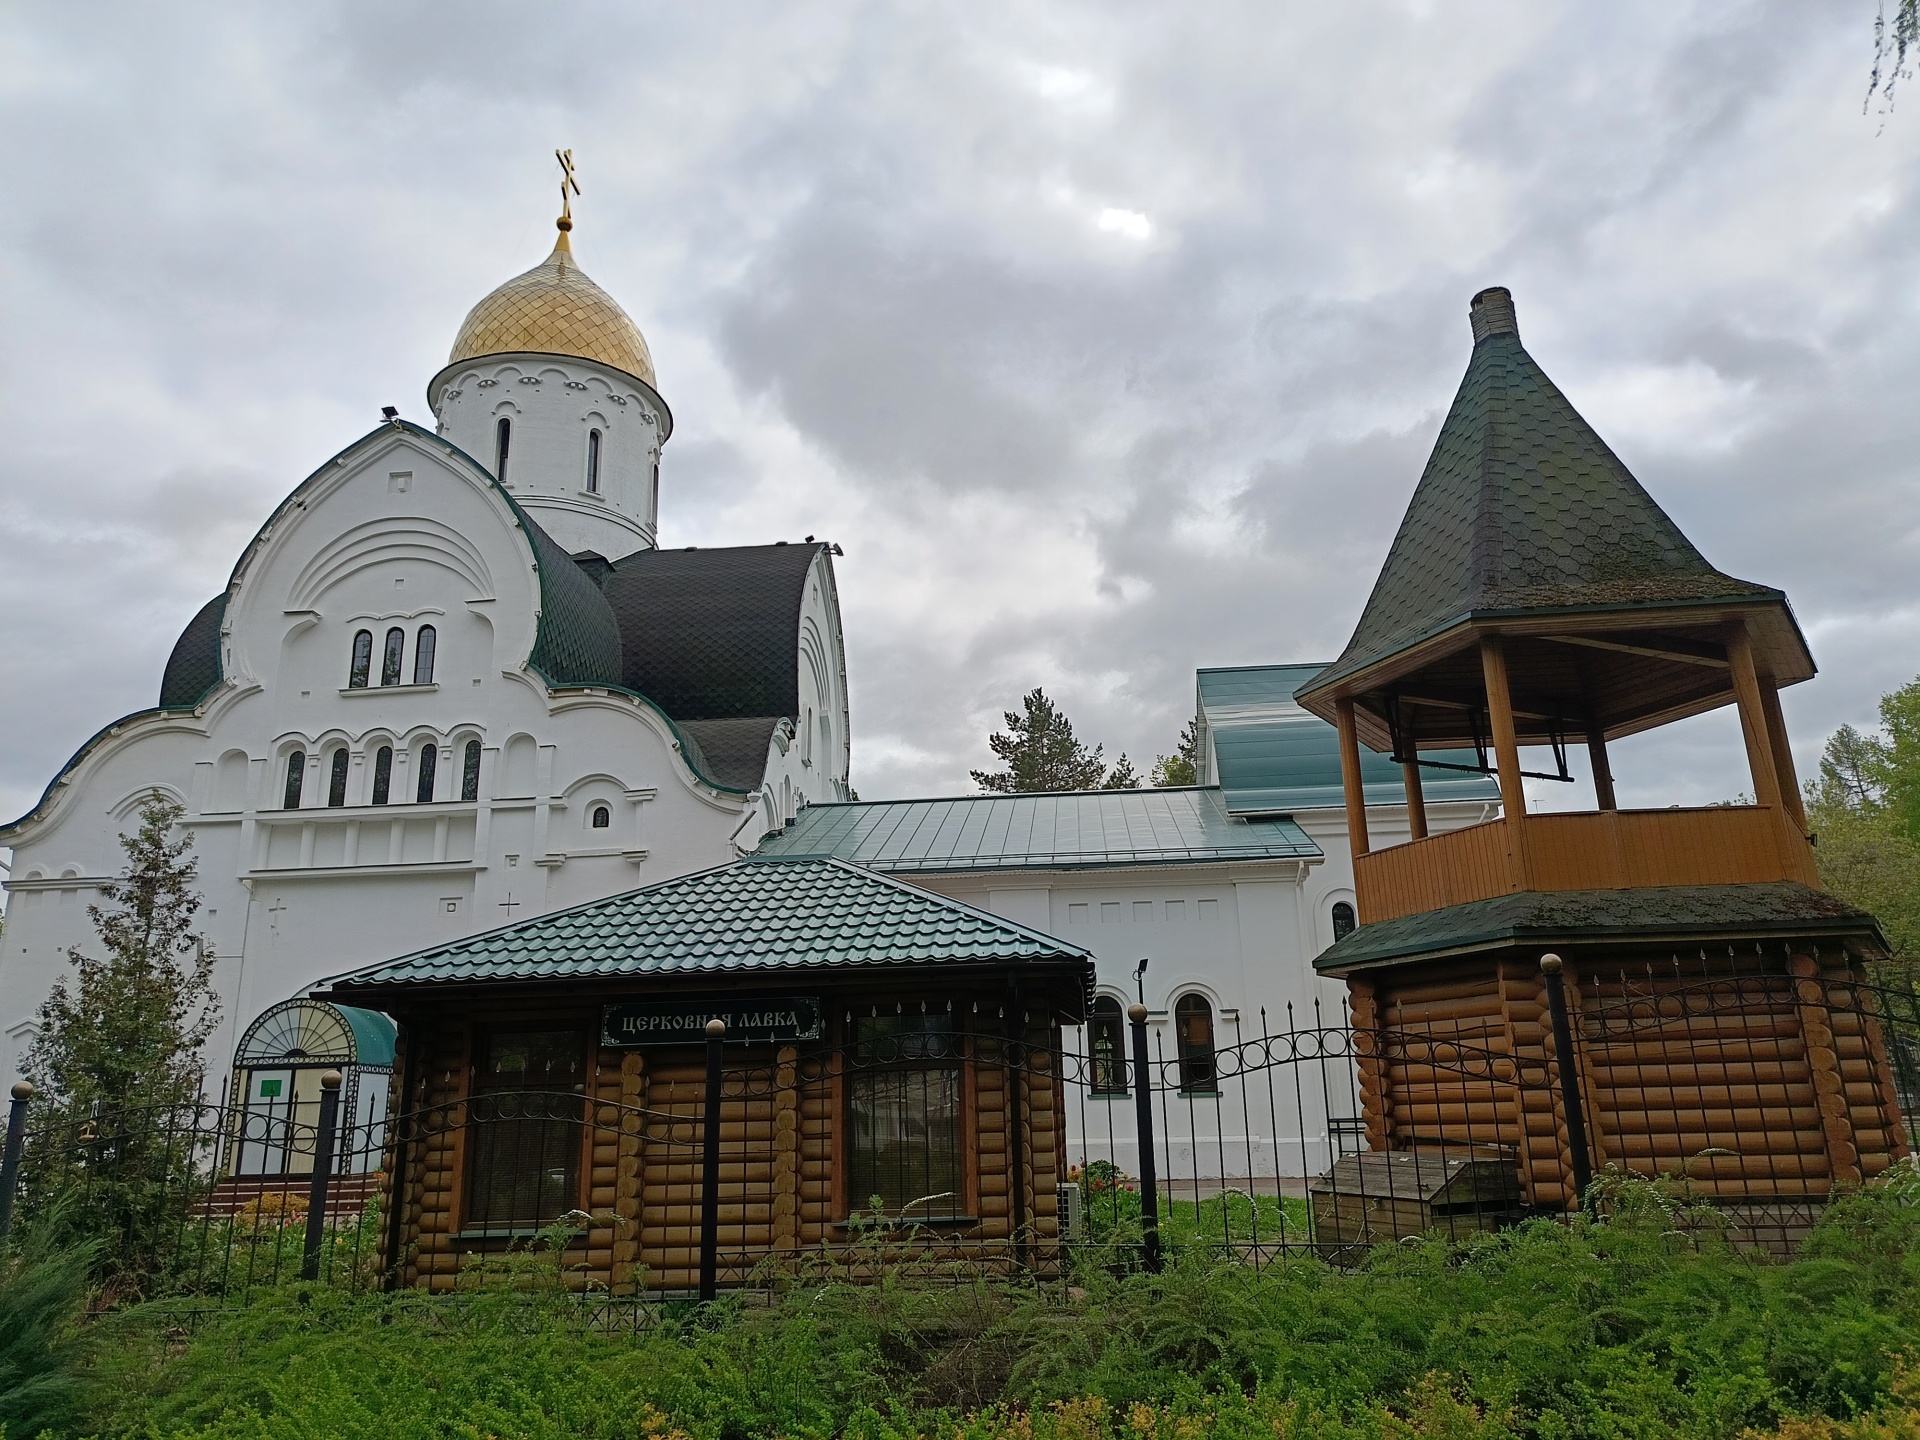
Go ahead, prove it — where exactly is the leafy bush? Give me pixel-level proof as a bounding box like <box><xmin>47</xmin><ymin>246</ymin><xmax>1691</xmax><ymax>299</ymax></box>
<box><xmin>0</xmin><ymin>1228</ymin><xmax>95</xmax><ymax>1437</ymax></box>
<box><xmin>66</xmin><ymin>1170</ymin><xmax>1920</xmax><ymax>1440</ymax></box>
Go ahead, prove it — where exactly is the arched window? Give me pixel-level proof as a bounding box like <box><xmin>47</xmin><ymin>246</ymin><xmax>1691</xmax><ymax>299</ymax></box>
<box><xmin>371</xmin><ymin>746</ymin><xmax>393</xmax><ymax>806</ymax></box>
<box><xmin>1089</xmin><ymin>996</ymin><xmax>1127</xmax><ymax>1095</ymax></box>
<box><xmin>282</xmin><ymin>751</ymin><xmax>306</xmax><ymax>809</ymax></box>
<box><xmin>650</xmin><ymin>462</ymin><xmax>659</xmax><ymax>518</ymax></box>
<box><xmin>348</xmin><ymin>630</ymin><xmax>373</xmax><ymax>689</ymax></box>
<box><xmin>1331</xmin><ymin>901</ymin><xmax>1357</xmax><ymax>941</ymax></box>
<box><xmin>585</xmin><ymin>429</ymin><xmax>601</xmax><ymax>493</ymax></box>
<box><xmin>495</xmin><ymin>416</ymin><xmax>512</xmax><ymax>482</ymax></box>
<box><xmin>1174</xmin><ymin>994</ymin><xmax>1217</xmax><ymax>1094</ymax></box>
<box><xmin>415</xmin><ymin>745</ymin><xmax>438</xmax><ymax>803</ymax></box>
<box><xmin>412</xmin><ymin>625</ymin><xmax>436</xmax><ymax>685</ymax></box>
<box><xmin>460</xmin><ymin>740</ymin><xmax>482</xmax><ymax>802</ymax></box>
<box><xmin>381</xmin><ymin>628</ymin><xmax>405</xmax><ymax>687</ymax></box>
<box><xmin>327</xmin><ymin>748</ymin><xmax>349</xmax><ymax>807</ymax></box>
<box><xmin>590</xmin><ymin>803</ymin><xmax>611</xmax><ymax>829</ymax></box>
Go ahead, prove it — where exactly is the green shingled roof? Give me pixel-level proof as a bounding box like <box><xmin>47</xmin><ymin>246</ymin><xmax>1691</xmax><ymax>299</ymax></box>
<box><xmin>1313</xmin><ymin>882</ymin><xmax>1886</xmax><ymax>975</ymax></box>
<box><xmin>755</xmin><ymin>787</ymin><xmax>1320</xmax><ymax>871</ymax></box>
<box><xmin>317</xmin><ymin>855</ymin><xmax>1094</xmax><ymax>994</ymax></box>
<box><xmin>1307</xmin><ymin>290</ymin><xmax>1780</xmax><ymax>697</ymax></box>
<box><xmin>1198</xmin><ymin>664</ymin><xmax>1499</xmax><ymax>814</ymax></box>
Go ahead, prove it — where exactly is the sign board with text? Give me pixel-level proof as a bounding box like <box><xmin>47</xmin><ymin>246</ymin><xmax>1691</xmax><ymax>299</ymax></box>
<box><xmin>601</xmin><ymin>997</ymin><xmax>824</xmax><ymax>1048</ymax></box>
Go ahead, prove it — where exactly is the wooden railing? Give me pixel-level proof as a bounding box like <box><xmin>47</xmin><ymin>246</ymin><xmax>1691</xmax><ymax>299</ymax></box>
<box><xmin>1355</xmin><ymin>805</ymin><xmax>1818</xmax><ymax>925</ymax></box>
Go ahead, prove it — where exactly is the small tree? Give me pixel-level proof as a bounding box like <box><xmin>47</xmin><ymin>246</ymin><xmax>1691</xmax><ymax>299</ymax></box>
<box><xmin>1152</xmin><ymin>721</ymin><xmax>1202</xmax><ymax>788</ymax></box>
<box><xmin>1102</xmin><ymin>754</ymin><xmax>1142</xmax><ymax>790</ymax></box>
<box><xmin>20</xmin><ymin>792</ymin><xmax>220</xmax><ymax>1283</ymax></box>
<box><xmin>972</xmin><ymin>689</ymin><xmax>1110</xmax><ymax>793</ymax></box>
<box><xmin>1808</xmin><ymin>677</ymin><xmax>1920</xmax><ymax>986</ymax></box>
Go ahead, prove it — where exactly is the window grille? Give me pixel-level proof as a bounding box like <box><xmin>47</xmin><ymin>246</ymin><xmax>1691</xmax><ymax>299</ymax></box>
<box><xmin>465</xmin><ymin>1029</ymin><xmax>585</xmax><ymax>1229</ymax></box>
<box><xmin>848</xmin><ymin>1013</ymin><xmax>964</xmax><ymax>1219</ymax></box>
<box><xmin>590</xmin><ymin>804</ymin><xmax>610</xmax><ymax>828</ymax></box>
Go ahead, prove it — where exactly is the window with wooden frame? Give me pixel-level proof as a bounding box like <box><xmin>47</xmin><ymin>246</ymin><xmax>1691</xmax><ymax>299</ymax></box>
<box><xmin>464</xmin><ymin>1028</ymin><xmax>587</xmax><ymax>1231</ymax></box>
<box><xmin>846</xmin><ymin>1012</ymin><xmax>965</xmax><ymax>1220</ymax></box>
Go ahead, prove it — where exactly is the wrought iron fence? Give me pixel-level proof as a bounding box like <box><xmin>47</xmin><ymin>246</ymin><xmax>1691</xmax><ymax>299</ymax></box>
<box><xmin>2</xmin><ymin>963</ymin><xmax>1915</xmax><ymax>1318</ymax></box>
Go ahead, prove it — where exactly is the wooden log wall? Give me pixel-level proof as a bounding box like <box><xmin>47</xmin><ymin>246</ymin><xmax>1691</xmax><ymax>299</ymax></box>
<box><xmin>1348</xmin><ymin>944</ymin><xmax>1908</xmax><ymax>1216</ymax></box>
<box><xmin>383</xmin><ymin>1012</ymin><xmax>1075</xmax><ymax>1294</ymax></box>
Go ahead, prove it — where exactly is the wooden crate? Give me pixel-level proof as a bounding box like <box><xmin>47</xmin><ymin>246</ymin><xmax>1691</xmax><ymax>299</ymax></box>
<box><xmin>1309</xmin><ymin>1149</ymin><xmax>1524</xmax><ymax>1258</ymax></box>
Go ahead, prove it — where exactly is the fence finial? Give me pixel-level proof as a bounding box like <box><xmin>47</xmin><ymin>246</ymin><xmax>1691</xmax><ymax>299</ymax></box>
<box><xmin>1127</xmin><ymin>1002</ymin><xmax>1148</xmax><ymax>1023</ymax></box>
<box><xmin>705</xmin><ymin>1018</ymin><xmax>727</xmax><ymax>1038</ymax></box>
<box><xmin>320</xmin><ymin>1070</ymin><xmax>343</xmax><ymax>1091</ymax></box>
<box><xmin>1539</xmin><ymin>953</ymin><xmax>1564</xmax><ymax>974</ymax></box>
<box><xmin>9</xmin><ymin>1081</ymin><xmax>31</xmax><ymax>1102</ymax></box>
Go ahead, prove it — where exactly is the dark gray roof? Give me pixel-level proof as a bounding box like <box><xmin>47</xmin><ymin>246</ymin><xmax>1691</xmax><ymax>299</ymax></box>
<box><xmin>317</xmin><ymin>855</ymin><xmax>1095</xmax><ymax>997</ymax></box>
<box><xmin>600</xmin><ymin>543</ymin><xmax>822</xmax><ymax>720</ymax></box>
<box><xmin>1314</xmin><ymin>882</ymin><xmax>1886</xmax><ymax>975</ymax></box>
<box><xmin>157</xmin><ymin>595</ymin><xmax>226</xmax><ymax>708</ymax></box>
<box><xmin>756</xmin><ymin>787</ymin><xmax>1319</xmax><ymax>873</ymax></box>
<box><xmin>679</xmin><ymin>717</ymin><xmax>787</xmax><ymax>792</ymax></box>
<box><xmin>522</xmin><ymin>520</ymin><xmax>623</xmax><ymax>688</ymax></box>
<box><xmin>1308</xmin><ymin>290</ymin><xmax>1781</xmax><ymax>697</ymax></box>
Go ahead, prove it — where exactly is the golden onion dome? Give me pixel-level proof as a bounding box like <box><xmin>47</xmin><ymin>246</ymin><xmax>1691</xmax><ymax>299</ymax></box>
<box><xmin>448</xmin><ymin>224</ymin><xmax>656</xmax><ymax>387</ymax></box>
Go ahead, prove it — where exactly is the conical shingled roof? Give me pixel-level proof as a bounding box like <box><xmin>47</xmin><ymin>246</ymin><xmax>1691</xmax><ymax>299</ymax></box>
<box><xmin>1306</xmin><ymin>289</ymin><xmax>1778</xmax><ymax>697</ymax></box>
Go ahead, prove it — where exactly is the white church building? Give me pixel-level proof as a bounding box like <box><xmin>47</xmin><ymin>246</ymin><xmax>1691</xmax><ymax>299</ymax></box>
<box><xmin>1</xmin><ymin>196</ymin><xmax>1497</xmax><ymax>1193</ymax></box>
<box><xmin>1</xmin><ymin>209</ymin><xmax>851</xmax><ymax>1083</ymax></box>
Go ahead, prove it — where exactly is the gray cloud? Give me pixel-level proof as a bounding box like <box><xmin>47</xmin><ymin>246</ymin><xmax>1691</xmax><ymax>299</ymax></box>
<box><xmin>4</xmin><ymin>0</ymin><xmax>1918</xmax><ymax>834</ymax></box>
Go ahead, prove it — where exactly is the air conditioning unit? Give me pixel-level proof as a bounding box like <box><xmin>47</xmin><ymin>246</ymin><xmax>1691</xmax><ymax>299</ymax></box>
<box><xmin>1056</xmin><ymin>1182</ymin><xmax>1084</xmax><ymax>1243</ymax></box>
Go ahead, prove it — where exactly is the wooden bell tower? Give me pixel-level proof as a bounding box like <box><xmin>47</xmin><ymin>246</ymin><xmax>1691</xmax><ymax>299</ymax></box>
<box><xmin>1297</xmin><ymin>288</ymin><xmax>1904</xmax><ymax>1227</ymax></box>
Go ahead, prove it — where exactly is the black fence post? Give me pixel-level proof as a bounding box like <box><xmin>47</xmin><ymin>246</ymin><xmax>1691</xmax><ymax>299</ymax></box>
<box><xmin>699</xmin><ymin>1018</ymin><xmax>726</xmax><ymax>1302</ymax></box>
<box><xmin>1127</xmin><ymin>1004</ymin><xmax>1162</xmax><ymax>1273</ymax></box>
<box><xmin>1539</xmin><ymin>955</ymin><xmax>1594</xmax><ymax>1204</ymax></box>
<box><xmin>0</xmin><ymin>1081</ymin><xmax>32</xmax><ymax>1248</ymax></box>
<box><xmin>300</xmin><ymin>1070</ymin><xmax>343</xmax><ymax>1282</ymax></box>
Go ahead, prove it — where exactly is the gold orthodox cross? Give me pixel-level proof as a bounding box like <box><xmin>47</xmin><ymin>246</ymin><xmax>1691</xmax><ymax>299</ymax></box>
<box><xmin>555</xmin><ymin>148</ymin><xmax>581</xmax><ymax>225</ymax></box>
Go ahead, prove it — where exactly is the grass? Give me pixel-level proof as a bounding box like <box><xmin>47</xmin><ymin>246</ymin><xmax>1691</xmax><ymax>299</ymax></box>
<box><xmin>6</xmin><ymin>1163</ymin><xmax>1916</xmax><ymax>1439</ymax></box>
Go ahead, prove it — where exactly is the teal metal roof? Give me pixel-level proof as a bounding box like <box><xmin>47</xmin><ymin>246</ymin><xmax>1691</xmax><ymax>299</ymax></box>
<box><xmin>317</xmin><ymin>856</ymin><xmax>1094</xmax><ymax>994</ymax></box>
<box><xmin>335</xmin><ymin>1004</ymin><xmax>398</xmax><ymax>1067</ymax></box>
<box><xmin>754</xmin><ymin>788</ymin><xmax>1320</xmax><ymax>872</ymax></box>
<box><xmin>1198</xmin><ymin>664</ymin><xmax>1500</xmax><ymax>814</ymax></box>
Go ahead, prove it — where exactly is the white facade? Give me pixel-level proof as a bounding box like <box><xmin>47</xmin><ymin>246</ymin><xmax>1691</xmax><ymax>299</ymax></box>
<box><xmin>2</xmin><ymin>237</ymin><xmax>850</xmax><ymax>1086</ymax></box>
<box><xmin>917</xmin><ymin>797</ymin><xmax>1494</xmax><ymax>1180</ymax></box>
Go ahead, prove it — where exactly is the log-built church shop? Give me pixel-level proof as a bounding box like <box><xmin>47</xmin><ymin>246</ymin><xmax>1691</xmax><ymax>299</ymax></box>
<box><xmin>316</xmin><ymin>854</ymin><xmax>1094</xmax><ymax>1293</ymax></box>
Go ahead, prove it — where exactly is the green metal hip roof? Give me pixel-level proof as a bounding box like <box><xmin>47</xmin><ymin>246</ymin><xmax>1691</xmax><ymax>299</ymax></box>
<box><xmin>753</xmin><ymin>787</ymin><xmax>1321</xmax><ymax>872</ymax></box>
<box><xmin>316</xmin><ymin>855</ymin><xmax>1094</xmax><ymax>994</ymax></box>
<box><xmin>1197</xmin><ymin>664</ymin><xmax>1499</xmax><ymax>814</ymax></box>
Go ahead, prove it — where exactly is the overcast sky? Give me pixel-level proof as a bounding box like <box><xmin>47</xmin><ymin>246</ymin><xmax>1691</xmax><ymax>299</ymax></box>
<box><xmin>3</xmin><ymin>0</ymin><xmax>1918</xmax><ymax>834</ymax></box>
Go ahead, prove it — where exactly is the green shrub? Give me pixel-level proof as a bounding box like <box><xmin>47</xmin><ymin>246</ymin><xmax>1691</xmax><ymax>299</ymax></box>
<box><xmin>0</xmin><ymin>1229</ymin><xmax>95</xmax><ymax>1437</ymax></box>
<box><xmin>67</xmin><ymin>1169</ymin><xmax>1920</xmax><ymax>1440</ymax></box>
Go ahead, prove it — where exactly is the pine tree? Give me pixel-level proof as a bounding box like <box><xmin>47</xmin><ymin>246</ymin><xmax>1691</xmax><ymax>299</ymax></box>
<box><xmin>1152</xmin><ymin>721</ymin><xmax>1202</xmax><ymax>787</ymax></box>
<box><xmin>26</xmin><ymin>792</ymin><xmax>219</xmax><ymax>1112</ymax></box>
<box><xmin>1102</xmin><ymin>754</ymin><xmax>1142</xmax><ymax>790</ymax></box>
<box><xmin>972</xmin><ymin>689</ymin><xmax>1110</xmax><ymax>793</ymax></box>
<box><xmin>21</xmin><ymin>792</ymin><xmax>220</xmax><ymax>1281</ymax></box>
